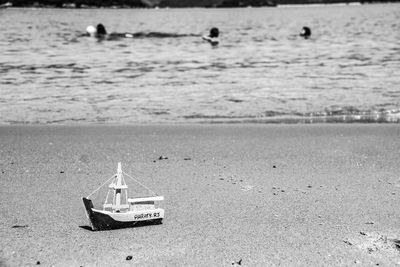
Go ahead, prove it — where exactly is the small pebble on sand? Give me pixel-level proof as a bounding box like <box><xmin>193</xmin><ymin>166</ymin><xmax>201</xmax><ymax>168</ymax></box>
<box><xmin>12</xmin><ymin>225</ymin><xmax>28</xmax><ymax>228</ymax></box>
<box><xmin>343</xmin><ymin>240</ymin><xmax>353</xmax><ymax>246</ymax></box>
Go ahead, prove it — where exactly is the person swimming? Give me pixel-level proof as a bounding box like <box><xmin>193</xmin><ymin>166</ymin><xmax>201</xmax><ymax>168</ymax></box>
<box><xmin>300</xmin><ymin>26</ymin><xmax>311</xmax><ymax>39</ymax></box>
<box><xmin>202</xmin><ymin>27</ymin><xmax>219</xmax><ymax>46</ymax></box>
<box><xmin>85</xmin><ymin>23</ymin><xmax>198</xmax><ymax>40</ymax></box>
<box><xmin>85</xmin><ymin>24</ymin><xmax>132</xmax><ymax>39</ymax></box>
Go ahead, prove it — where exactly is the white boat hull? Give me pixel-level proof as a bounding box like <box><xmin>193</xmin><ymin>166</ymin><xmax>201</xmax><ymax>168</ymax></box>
<box><xmin>93</xmin><ymin>208</ymin><xmax>164</xmax><ymax>222</ymax></box>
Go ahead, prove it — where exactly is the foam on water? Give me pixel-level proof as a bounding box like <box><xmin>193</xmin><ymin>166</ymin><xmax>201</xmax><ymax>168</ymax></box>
<box><xmin>0</xmin><ymin>5</ymin><xmax>399</xmax><ymax>124</ymax></box>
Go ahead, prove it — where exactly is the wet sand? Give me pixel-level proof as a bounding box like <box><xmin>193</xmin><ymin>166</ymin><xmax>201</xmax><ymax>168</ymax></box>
<box><xmin>1</xmin><ymin>124</ymin><xmax>400</xmax><ymax>266</ymax></box>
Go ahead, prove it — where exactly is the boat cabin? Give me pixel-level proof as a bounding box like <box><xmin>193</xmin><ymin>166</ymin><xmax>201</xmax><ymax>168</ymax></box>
<box><xmin>128</xmin><ymin>196</ymin><xmax>164</xmax><ymax>211</ymax></box>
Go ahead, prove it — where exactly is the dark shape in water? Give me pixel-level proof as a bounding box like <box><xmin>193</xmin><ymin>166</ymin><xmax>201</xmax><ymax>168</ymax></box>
<box><xmin>96</xmin><ymin>24</ymin><xmax>107</xmax><ymax>36</ymax></box>
<box><xmin>210</xmin><ymin>27</ymin><xmax>219</xmax><ymax>38</ymax></box>
<box><xmin>85</xmin><ymin>23</ymin><xmax>199</xmax><ymax>41</ymax></box>
<box><xmin>219</xmin><ymin>0</ymin><xmax>276</xmax><ymax>7</ymax></box>
<box><xmin>300</xmin><ymin>26</ymin><xmax>311</xmax><ymax>39</ymax></box>
<box><xmin>202</xmin><ymin>27</ymin><xmax>220</xmax><ymax>46</ymax></box>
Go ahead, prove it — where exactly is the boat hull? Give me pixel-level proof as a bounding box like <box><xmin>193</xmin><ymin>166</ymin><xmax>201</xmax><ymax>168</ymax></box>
<box><xmin>82</xmin><ymin>198</ymin><xmax>163</xmax><ymax>231</ymax></box>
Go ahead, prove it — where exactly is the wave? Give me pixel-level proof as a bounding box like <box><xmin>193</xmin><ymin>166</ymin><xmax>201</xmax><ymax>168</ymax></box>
<box><xmin>3</xmin><ymin>109</ymin><xmax>399</xmax><ymax>125</ymax></box>
<box><xmin>182</xmin><ymin>109</ymin><xmax>400</xmax><ymax>123</ymax></box>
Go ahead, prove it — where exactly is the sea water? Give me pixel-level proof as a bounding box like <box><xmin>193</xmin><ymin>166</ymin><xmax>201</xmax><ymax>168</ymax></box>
<box><xmin>0</xmin><ymin>4</ymin><xmax>399</xmax><ymax>124</ymax></box>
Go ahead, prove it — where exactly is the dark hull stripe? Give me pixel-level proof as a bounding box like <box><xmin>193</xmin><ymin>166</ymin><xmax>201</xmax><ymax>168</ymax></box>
<box><xmin>82</xmin><ymin>197</ymin><xmax>162</xmax><ymax>231</ymax></box>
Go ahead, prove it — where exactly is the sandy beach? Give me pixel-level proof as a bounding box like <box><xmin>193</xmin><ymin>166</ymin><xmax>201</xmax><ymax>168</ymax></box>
<box><xmin>1</xmin><ymin>124</ymin><xmax>400</xmax><ymax>266</ymax></box>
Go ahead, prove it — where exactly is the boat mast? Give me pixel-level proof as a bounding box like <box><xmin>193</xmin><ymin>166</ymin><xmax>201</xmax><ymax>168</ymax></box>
<box><xmin>115</xmin><ymin>162</ymin><xmax>122</xmax><ymax>210</ymax></box>
<box><xmin>112</xmin><ymin>162</ymin><xmax>128</xmax><ymax>212</ymax></box>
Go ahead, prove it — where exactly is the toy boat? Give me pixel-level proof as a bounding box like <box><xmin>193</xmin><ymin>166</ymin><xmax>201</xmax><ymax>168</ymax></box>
<box><xmin>82</xmin><ymin>162</ymin><xmax>164</xmax><ymax>231</ymax></box>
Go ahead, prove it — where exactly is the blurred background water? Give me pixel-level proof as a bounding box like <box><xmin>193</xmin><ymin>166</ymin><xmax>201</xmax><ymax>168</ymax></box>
<box><xmin>0</xmin><ymin>4</ymin><xmax>399</xmax><ymax>124</ymax></box>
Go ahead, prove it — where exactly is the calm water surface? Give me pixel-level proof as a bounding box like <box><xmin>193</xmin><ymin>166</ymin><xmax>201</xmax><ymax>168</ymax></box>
<box><xmin>1</xmin><ymin>4</ymin><xmax>399</xmax><ymax>124</ymax></box>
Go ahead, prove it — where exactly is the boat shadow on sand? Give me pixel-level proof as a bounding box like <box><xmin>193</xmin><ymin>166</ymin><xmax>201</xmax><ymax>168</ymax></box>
<box><xmin>79</xmin><ymin>219</ymin><xmax>162</xmax><ymax>232</ymax></box>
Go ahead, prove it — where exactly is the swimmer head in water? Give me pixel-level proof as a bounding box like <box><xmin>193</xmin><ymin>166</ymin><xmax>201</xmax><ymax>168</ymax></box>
<box><xmin>202</xmin><ymin>27</ymin><xmax>220</xmax><ymax>46</ymax></box>
<box><xmin>85</xmin><ymin>23</ymin><xmax>107</xmax><ymax>38</ymax></box>
<box><xmin>300</xmin><ymin>26</ymin><xmax>311</xmax><ymax>39</ymax></box>
<box><xmin>96</xmin><ymin>24</ymin><xmax>107</xmax><ymax>36</ymax></box>
<box><xmin>209</xmin><ymin>27</ymin><xmax>219</xmax><ymax>38</ymax></box>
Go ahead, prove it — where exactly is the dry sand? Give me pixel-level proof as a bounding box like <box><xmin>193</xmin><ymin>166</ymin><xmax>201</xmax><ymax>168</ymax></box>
<box><xmin>1</xmin><ymin>124</ymin><xmax>400</xmax><ymax>266</ymax></box>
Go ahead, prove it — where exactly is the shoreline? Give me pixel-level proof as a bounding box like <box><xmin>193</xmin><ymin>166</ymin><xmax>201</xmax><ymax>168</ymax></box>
<box><xmin>1</xmin><ymin>114</ymin><xmax>399</xmax><ymax>125</ymax></box>
<box><xmin>2</xmin><ymin>1</ymin><xmax>397</xmax><ymax>9</ymax></box>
